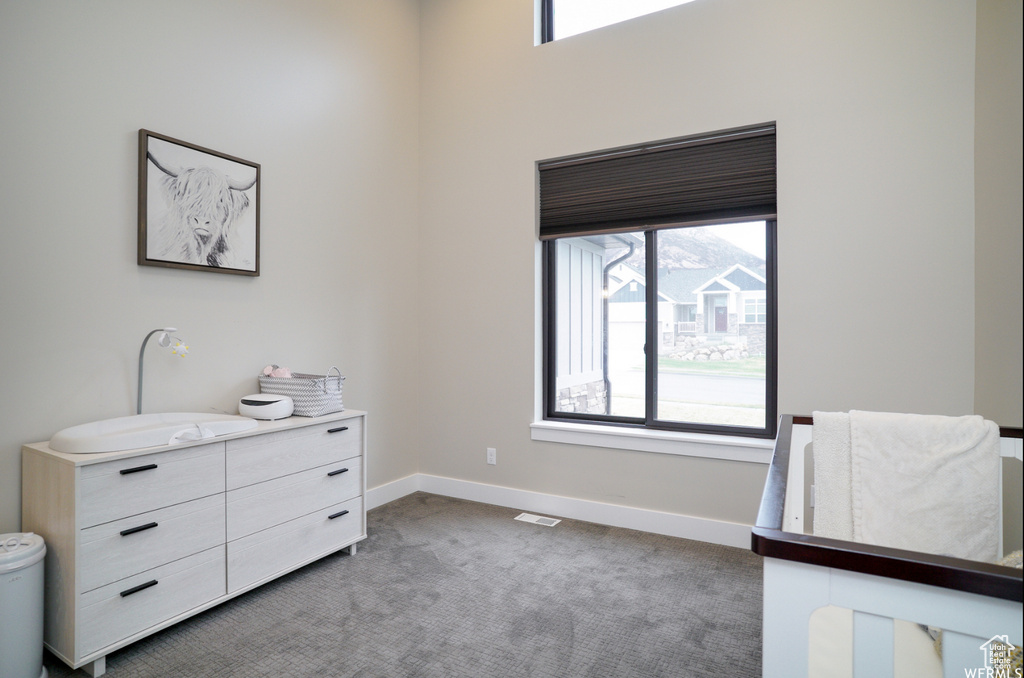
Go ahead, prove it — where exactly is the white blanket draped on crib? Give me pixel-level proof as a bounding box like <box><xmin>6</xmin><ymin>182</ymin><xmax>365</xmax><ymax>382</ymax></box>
<box><xmin>812</xmin><ymin>410</ymin><xmax>1000</xmax><ymax>562</ymax></box>
<box><xmin>811</xmin><ymin>411</ymin><xmax>854</xmax><ymax>541</ymax></box>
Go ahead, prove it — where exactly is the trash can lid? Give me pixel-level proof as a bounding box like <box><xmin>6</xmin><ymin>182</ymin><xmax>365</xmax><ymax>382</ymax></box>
<box><xmin>0</xmin><ymin>532</ymin><xmax>46</xmax><ymax>573</ymax></box>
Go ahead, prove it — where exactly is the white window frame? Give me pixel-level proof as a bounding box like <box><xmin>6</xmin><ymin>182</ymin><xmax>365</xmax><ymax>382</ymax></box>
<box><xmin>534</xmin><ymin>227</ymin><xmax>777</xmax><ymax>465</ymax></box>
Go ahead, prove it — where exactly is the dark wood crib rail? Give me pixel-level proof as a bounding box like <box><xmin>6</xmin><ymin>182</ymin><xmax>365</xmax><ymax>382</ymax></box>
<box><xmin>751</xmin><ymin>414</ymin><xmax>1023</xmax><ymax>602</ymax></box>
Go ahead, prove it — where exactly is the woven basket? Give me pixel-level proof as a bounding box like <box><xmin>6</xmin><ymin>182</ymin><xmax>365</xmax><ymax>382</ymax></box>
<box><xmin>258</xmin><ymin>366</ymin><xmax>344</xmax><ymax>417</ymax></box>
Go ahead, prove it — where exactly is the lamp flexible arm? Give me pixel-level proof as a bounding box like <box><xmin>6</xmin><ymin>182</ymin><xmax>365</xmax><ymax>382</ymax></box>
<box><xmin>138</xmin><ymin>328</ymin><xmax>175</xmax><ymax>415</ymax></box>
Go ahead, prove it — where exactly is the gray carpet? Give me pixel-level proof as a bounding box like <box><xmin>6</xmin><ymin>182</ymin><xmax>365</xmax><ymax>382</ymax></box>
<box><xmin>44</xmin><ymin>492</ymin><xmax>763</xmax><ymax>677</ymax></box>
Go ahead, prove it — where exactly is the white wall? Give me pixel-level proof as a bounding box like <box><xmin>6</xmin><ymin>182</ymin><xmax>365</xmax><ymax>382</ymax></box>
<box><xmin>975</xmin><ymin>0</ymin><xmax>1024</xmax><ymax>427</ymax></box>
<box><xmin>416</xmin><ymin>0</ymin><xmax>983</xmax><ymax>524</ymax></box>
<box><xmin>975</xmin><ymin>0</ymin><xmax>1024</xmax><ymax>548</ymax></box>
<box><xmin>0</xmin><ymin>0</ymin><xmax>422</xmax><ymax>532</ymax></box>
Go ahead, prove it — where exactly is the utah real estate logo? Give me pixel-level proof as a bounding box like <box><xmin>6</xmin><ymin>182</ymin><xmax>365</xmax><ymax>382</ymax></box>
<box><xmin>964</xmin><ymin>635</ymin><xmax>1022</xmax><ymax>678</ymax></box>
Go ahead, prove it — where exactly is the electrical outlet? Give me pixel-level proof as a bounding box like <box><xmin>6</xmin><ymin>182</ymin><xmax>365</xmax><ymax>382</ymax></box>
<box><xmin>486</xmin><ymin>447</ymin><xmax>496</xmax><ymax>465</ymax></box>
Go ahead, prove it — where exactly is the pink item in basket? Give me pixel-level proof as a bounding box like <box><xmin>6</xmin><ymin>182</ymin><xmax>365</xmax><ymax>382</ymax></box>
<box><xmin>262</xmin><ymin>364</ymin><xmax>293</xmax><ymax>378</ymax></box>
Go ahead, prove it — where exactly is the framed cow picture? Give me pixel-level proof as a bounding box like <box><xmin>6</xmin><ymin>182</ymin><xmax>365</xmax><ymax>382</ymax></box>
<box><xmin>138</xmin><ymin>129</ymin><xmax>260</xmax><ymax>276</ymax></box>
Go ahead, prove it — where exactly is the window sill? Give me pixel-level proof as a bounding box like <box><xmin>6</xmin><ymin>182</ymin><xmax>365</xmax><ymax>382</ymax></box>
<box><xmin>530</xmin><ymin>420</ymin><xmax>774</xmax><ymax>463</ymax></box>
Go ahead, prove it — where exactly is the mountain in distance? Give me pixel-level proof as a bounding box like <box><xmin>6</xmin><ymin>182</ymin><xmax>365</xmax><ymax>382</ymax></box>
<box><xmin>621</xmin><ymin>227</ymin><xmax>765</xmax><ymax>272</ymax></box>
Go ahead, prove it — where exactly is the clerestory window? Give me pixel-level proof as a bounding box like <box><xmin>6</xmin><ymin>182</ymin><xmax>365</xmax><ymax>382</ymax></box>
<box><xmin>540</xmin><ymin>0</ymin><xmax>698</xmax><ymax>43</ymax></box>
<box><xmin>539</xmin><ymin>124</ymin><xmax>777</xmax><ymax>438</ymax></box>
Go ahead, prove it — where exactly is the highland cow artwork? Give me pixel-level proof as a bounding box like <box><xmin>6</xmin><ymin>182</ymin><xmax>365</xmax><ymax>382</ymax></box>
<box><xmin>139</xmin><ymin>130</ymin><xmax>260</xmax><ymax>276</ymax></box>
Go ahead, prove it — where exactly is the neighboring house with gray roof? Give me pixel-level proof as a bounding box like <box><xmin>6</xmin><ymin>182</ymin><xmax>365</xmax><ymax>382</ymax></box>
<box><xmin>552</xmin><ymin>235</ymin><xmax>767</xmax><ymax>415</ymax></box>
<box><xmin>692</xmin><ymin>264</ymin><xmax>768</xmax><ymax>354</ymax></box>
<box><xmin>608</xmin><ymin>262</ymin><xmax>768</xmax><ymax>355</ymax></box>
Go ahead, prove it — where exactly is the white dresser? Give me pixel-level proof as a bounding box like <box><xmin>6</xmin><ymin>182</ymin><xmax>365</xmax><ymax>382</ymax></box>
<box><xmin>21</xmin><ymin>410</ymin><xmax>366</xmax><ymax>677</ymax></box>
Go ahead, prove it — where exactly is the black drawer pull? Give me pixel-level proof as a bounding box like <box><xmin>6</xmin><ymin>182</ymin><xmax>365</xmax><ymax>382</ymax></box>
<box><xmin>120</xmin><ymin>579</ymin><xmax>158</xmax><ymax>597</ymax></box>
<box><xmin>328</xmin><ymin>509</ymin><xmax>350</xmax><ymax>520</ymax></box>
<box><xmin>120</xmin><ymin>463</ymin><xmax>158</xmax><ymax>475</ymax></box>
<box><xmin>327</xmin><ymin>426</ymin><xmax>349</xmax><ymax>434</ymax></box>
<box><xmin>120</xmin><ymin>522</ymin><xmax>158</xmax><ymax>537</ymax></box>
<box><xmin>327</xmin><ymin>467</ymin><xmax>349</xmax><ymax>477</ymax></box>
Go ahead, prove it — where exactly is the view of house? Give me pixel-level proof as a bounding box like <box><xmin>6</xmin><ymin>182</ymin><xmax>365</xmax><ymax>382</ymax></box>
<box><xmin>553</xmin><ymin>223</ymin><xmax>771</xmax><ymax>428</ymax></box>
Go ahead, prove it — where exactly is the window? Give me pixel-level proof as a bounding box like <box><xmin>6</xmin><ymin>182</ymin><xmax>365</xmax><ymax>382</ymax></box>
<box><xmin>540</xmin><ymin>0</ymin><xmax>698</xmax><ymax>43</ymax></box>
<box><xmin>540</xmin><ymin>125</ymin><xmax>777</xmax><ymax>438</ymax></box>
<box><xmin>744</xmin><ymin>298</ymin><xmax>767</xmax><ymax>324</ymax></box>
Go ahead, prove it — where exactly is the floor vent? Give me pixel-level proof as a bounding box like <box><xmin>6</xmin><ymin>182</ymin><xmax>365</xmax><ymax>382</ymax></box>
<box><xmin>514</xmin><ymin>512</ymin><xmax>561</xmax><ymax>527</ymax></box>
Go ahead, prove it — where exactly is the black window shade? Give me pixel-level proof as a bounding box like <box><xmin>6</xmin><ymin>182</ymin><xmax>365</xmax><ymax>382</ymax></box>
<box><xmin>538</xmin><ymin>124</ymin><xmax>776</xmax><ymax>240</ymax></box>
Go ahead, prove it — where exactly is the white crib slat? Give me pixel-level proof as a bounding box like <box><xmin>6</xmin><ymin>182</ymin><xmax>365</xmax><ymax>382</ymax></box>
<box><xmin>852</xmin><ymin>611</ymin><xmax>893</xmax><ymax>678</ymax></box>
<box><xmin>941</xmin><ymin>631</ymin><xmax>982</xmax><ymax>678</ymax></box>
<box><xmin>762</xmin><ymin>557</ymin><xmax>832</xmax><ymax>677</ymax></box>
<box><xmin>829</xmin><ymin>567</ymin><xmax>1022</xmax><ymax>643</ymax></box>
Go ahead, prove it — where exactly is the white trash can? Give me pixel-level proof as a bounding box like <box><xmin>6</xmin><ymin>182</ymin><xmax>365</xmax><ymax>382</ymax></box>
<box><xmin>0</xmin><ymin>533</ymin><xmax>47</xmax><ymax>678</ymax></box>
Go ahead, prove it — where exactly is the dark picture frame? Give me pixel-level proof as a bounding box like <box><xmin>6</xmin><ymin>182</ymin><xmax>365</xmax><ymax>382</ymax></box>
<box><xmin>138</xmin><ymin>129</ymin><xmax>260</xmax><ymax>276</ymax></box>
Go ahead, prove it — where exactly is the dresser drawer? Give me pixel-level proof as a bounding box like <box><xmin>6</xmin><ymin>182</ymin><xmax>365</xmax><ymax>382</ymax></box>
<box><xmin>79</xmin><ymin>494</ymin><xmax>225</xmax><ymax>593</ymax></box>
<box><xmin>226</xmin><ymin>457</ymin><xmax>361</xmax><ymax>541</ymax></box>
<box><xmin>228</xmin><ymin>496</ymin><xmax>363</xmax><ymax>593</ymax></box>
<box><xmin>79</xmin><ymin>546</ymin><xmax>225</xmax><ymax>657</ymax></box>
<box><xmin>79</xmin><ymin>443</ymin><xmax>225</xmax><ymax>528</ymax></box>
<box><xmin>226</xmin><ymin>419</ymin><xmax>361</xmax><ymax>490</ymax></box>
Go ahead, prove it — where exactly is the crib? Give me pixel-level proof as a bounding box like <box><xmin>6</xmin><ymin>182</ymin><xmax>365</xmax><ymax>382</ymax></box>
<box><xmin>752</xmin><ymin>414</ymin><xmax>1023</xmax><ymax>678</ymax></box>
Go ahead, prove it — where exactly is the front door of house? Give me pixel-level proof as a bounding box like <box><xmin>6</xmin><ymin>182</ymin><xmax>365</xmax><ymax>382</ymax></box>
<box><xmin>715</xmin><ymin>306</ymin><xmax>728</xmax><ymax>332</ymax></box>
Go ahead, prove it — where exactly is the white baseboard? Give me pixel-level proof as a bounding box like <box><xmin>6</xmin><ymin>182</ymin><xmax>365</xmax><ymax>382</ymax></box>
<box><xmin>366</xmin><ymin>473</ymin><xmax>420</xmax><ymax>510</ymax></box>
<box><xmin>366</xmin><ymin>473</ymin><xmax>752</xmax><ymax>549</ymax></box>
